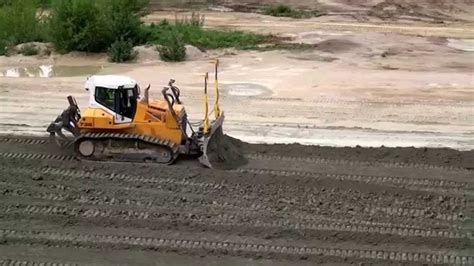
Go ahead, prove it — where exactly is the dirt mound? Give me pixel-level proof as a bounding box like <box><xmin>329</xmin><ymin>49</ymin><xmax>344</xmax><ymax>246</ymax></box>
<box><xmin>12</xmin><ymin>42</ymin><xmax>54</xmax><ymax>57</ymax></box>
<box><xmin>314</xmin><ymin>39</ymin><xmax>360</xmax><ymax>53</ymax></box>
<box><xmin>185</xmin><ymin>45</ymin><xmax>206</xmax><ymax>61</ymax></box>
<box><xmin>205</xmin><ymin>128</ymin><xmax>248</xmax><ymax>170</ymax></box>
<box><xmin>367</xmin><ymin>0</ymin><xmax>465</xmax><ymax>22</ymax></box>
<box><xmin>133</xmin><ymin>45</ymin><xmax>161</xmax><ymax>63</ymax></box>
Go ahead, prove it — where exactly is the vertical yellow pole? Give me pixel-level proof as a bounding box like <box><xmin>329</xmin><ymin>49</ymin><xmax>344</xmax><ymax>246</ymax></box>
<box><xmin>203</xmin><ymin>72</ymin><xmax>210</xmax><ymax>134</ymax></box>
<box><xmin>213</xmin><ymin>59</ymin><xmax>221</xmax><ymax>119</ymax></box>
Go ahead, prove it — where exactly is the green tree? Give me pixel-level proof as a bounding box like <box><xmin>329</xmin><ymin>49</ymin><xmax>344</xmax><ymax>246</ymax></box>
<box><xmin>0</xmin><ymin>0</ymin><xmax>48</xmax><ymax>55</ymax></box>
<box><xmin>105</xmin><ymin>0</ymin><xmax>146</xmax><ymax>45</ymax></box>
<box><xmin>108</xmin><ymin>38</ymin><xmax>137</xmax><ymax>62</ymax></box>
<box><xmin>48</xmin><ymin>0</ymin><xmax>149</xmax><ymax>53</ymax></box>
<box><xmin>49</xmin><ymin>0</ymin><xmax>110</xmax><ymax>52</ymax></box>
<box><xmin>157</xmin><ymin>32</ymin><xmax>186</xmax><ymax>62</ymax></box>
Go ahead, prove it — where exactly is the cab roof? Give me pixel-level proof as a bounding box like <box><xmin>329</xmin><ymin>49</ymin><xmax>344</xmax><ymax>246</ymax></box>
<box><xmin>86</xmin><ymin>75</ymin><xmax>137</xmax><ymax>89</ymax></box>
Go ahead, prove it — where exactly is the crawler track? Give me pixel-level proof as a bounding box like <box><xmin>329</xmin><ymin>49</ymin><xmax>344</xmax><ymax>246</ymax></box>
<box><xmin>0</xmin><ymin>260</ymin><xmax>77</xmax><ymax>266</ymax></box>
<box><xmin>2</xmin><ymin>229</ymin><xmax>472</xmax><ymax>265</ymax></box>
<box><xmin>75</xmin><ymin>132</ymin><xmax>179</xmax><ymax>164</ymax></box>
<box><xmin>0</xmin><ymin>136</ymin><xmax>472</xmax><ymax>265</ymax></box>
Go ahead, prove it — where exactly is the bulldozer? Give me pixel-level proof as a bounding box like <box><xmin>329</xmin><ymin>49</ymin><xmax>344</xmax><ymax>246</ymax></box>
<box><xmin>47</xmin><ymin>60</ymin><xmax>235</xmax><ymax>168</ymax></box>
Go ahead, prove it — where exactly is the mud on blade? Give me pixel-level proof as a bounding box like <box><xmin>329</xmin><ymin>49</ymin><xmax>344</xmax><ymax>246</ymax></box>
<box><xmin>199</xmin><ymin>114</ymin><xmax>247</xmax><ymax>169</ymax></box>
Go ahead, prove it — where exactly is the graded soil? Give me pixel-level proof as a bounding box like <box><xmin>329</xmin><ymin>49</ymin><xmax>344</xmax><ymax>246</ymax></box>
<box><xmin>0</xmin><ymin>135</ymin><xmax>472</xmax><ymax>265</ymax></box>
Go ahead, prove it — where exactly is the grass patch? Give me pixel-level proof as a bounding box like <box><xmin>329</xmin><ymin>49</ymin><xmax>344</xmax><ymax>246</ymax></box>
<box><xmin>263</xmin><ymin>4</ymin><xmax>305</xmax><ymax>18</ymax></box>
<box><xmin>0</xmin><ymin>0</ymin><xmax>48</xmax><ymax>55</ymax></box>
<box><xmin>147</xmin><ymin>14</ymin><xmax>269</xmax><ymax>51</ymax></box>
<box><xmin>262</xmin><ymin>4</ymin><xmax>325</xmax><ymax>19</ymax></box>
<box><xmin>149</xmin><ymin>25</ymin><xmax>267</xmax><ymax>50</ymax></box>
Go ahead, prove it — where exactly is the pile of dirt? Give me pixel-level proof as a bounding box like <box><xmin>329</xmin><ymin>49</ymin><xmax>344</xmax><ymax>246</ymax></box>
<box><xmin>314</xmin><ymin>39</ymin><xmax>360</xmax><ymax>53</ymax></box>
<box><xmin>367</xmin><ymin>0</ymin><xmax>453</xmax><ymax>22</ymax></box>
<box><xmin>133</xmin><ymin>45</ymin><xmax>161</xmax><ymax>63</ymax></box>
<box><xmin>185</xmin><ymin>45</ymin><xmax>206</xmax><ymax>61</ymax></box>
<box><xmin>205</xmin><ymin>127</ymin><xmax>248</xmax><ymax>170</ymax></box>
<box><xmin>243</xmin><ymin>142</ymin><xmax>474</xmax><ymax>169</ymax></box>
<box><xmin>11</xmin><ymin>42</ymin><xmax>54</xmax><ymax>57</ymax></box>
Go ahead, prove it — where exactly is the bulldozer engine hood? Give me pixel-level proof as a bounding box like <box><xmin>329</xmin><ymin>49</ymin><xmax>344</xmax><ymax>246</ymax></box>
<box><xmin>149</xmin><ymin>100</ymin><xmax>185</xmax><ymax>116</ymax></box>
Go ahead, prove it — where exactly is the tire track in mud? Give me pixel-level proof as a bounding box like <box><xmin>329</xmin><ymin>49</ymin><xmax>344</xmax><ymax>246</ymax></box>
<box><xmin>0</xmin><ymin>165</ymin><xmax>468</xmax><ymax>235</ymax></box>
<box><xmin>0</xmin><ymin>152</ymin><xmax>76</xmax><ymax>162</ymax></box>
<box><xmin>0</xmin><ymin>260</ymin><xmax>77</xmax><ymax>266</ymax></box>
<box><xmin>1</xmin><ymin>138</ymin><xmax>471</xmax><ymax>173</ymax></box>
<box><xmin>2</xmin><ymin>200</ymin><xmax>471</xmax><ymax>242</ymax></box>
<box><xmin>246</xmin><ymin>153</ymin><xmax>471</xmax><ymax>173</ymax></box>
<box><xmin>1</xmin><ymin>144</ymin><xmax>469</xmax><ymax>188</ymax></box>
<box><xmin>0</xmin><ymin>164</ymin><xmax>468</xmax><ymax>223</ymax></box>
<box><xmin>235</xmin><ymin>168</ymin><xmax>470</xmax><ymax>196</ymax></box>
<box><xmin>0</xmin><ymin>147</ymin><xmax>470</xmax><ymax>221</ymax></box>
<box><xmin>0</xmin><ymin>137</ymin><xmax>48</xmax><ymax>145</ymax></box>
<box><xmin>1</xmin><ymin>229</ymin><xmax>472</xmax><ymax>265</ymax></box>
<box><xmin>0</xmin><ymin>156</ymin><xmax>471</xmax><ymax>262</ymax></box>
<box><xmin>1</xmin><ymin>148</ymin><xmax>471</xmax><ymax>200</ymax></box>
<box><xmin>39</xmin><ymin>166</ymin><xmax>473</xmax><ymax>201</ymax></box>
<box><xmin>1</xmin><ymin>184</ymin><xmax>465</xmax><ymax>238</ymax></box>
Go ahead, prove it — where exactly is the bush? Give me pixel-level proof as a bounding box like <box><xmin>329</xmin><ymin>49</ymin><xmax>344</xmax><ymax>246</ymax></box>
<box><xmin>157</xmin><ymin>33</ymin><xmax>186</xmax><ymax>62</ymax></box>
<box><xmin>20</xmin><ymin>44</ymin><xmax>39</xmax><ymax>56</ymax></box>
<box><xmin>108</xmin><ymin>38</ymin><xmax>136</xmax><ymax>62</ymax></box>
<box><xmin>49</xmin><ymin>0</ymin><xmax>109</xmax><ymax>52</ymax></box>
<box><xmin>263</xmin><ymin>4</ymin><xmax>305</xmax><ymax>18</ymax></box>
<box><xmin>107</xmin><ymin>0</ymin><xmax>149</xmax><ymax>44</ymax></box>
<box><xmin>0</xmin><ymin>0</ymin><xmax>47</xmax><ymax>51</ymax></box>
<box><xmin>148</xmin><ymin>21</ymin><xmax>268</xmax><ymax>51</ymax></box>
<box><xmin>49</xmin><ymin>0</ymin><xmax>149</xmax><ymax>53</ymax></box>
<box><xmin>0</xmin><ymin>0</ymin><xmax>14</xmax><ymax>6</ymax></box>
<box><xmin>0</xmin><ymin>0</ymin><xmax>269</xmax><ymax>58</ymax></box>
<box><xmin>0</xmin><ymin>39</ymin><xmax>9</xmax><ymax>56</ymax></box>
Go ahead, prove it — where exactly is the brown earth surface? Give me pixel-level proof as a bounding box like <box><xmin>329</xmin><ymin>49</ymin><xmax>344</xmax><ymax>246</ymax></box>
<box><xmin>149</xmin><ymin>0</ymin><xmax>474</xmax><ymax>23</ymax></box>
<box><xmin>0</xmin><ymin>135</ymin><xmax>472</xmax><ymax>265</ymax></box>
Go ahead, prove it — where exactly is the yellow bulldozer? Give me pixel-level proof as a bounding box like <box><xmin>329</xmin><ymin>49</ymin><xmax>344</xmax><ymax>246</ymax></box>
<box><xmin>47</xmin><ymin>60</ymin><xmax>233</xmax><ymax>168</ymax></box>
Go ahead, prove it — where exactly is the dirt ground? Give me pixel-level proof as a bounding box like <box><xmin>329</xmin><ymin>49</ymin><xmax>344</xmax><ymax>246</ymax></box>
<box><xmin>0</xmin><ymin>0</ymin><xmax>473</xmax><ymax>264</ymax></box>
<box><xmin>0</xmin><ymin>135</ymin><xmax>472</xmax><ymax>265</ymax></box>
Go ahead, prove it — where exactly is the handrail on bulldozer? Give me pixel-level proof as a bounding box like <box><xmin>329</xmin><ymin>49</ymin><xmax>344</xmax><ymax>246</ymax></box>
<box><xmin>203</xmin><ymin>72</ymin><xmax>210</xmax><ymax>135</ymax></box>
<box><xmin>203</xmin><ymin>58</ymin><xmax>221</xmax><ymax>135</ymax></box>
<box><xmin>213</xmin><ymin>58</ymin><xmax>221</xmax><ymax>119</ymax></box>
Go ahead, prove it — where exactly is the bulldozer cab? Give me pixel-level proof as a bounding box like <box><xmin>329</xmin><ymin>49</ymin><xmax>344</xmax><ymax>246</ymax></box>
<box><xmin>86</xmin><ymin>75</ymin><xmax>139</xmax><ymax>124</ymax></box>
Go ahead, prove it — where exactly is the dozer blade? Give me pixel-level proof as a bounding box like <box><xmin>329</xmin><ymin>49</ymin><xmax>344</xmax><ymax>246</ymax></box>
<box><xmin>46</xmin><ymin>96</ymin><xmax>81</xmax><ymax>147</ymax></box>
<box><xmin>198</xmin><ymin>113</ymin><xmax>247</xmax><ymax>169</ymax></box>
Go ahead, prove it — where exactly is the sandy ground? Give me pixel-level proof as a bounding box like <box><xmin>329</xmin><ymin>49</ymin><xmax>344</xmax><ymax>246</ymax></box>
<box><xmin>1</xmin><ymin>10</ymin><xmax>473</xmax><ymax>149</ymax></box>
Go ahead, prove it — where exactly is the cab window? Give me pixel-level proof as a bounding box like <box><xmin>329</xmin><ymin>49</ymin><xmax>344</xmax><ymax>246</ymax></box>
<box><xmin>95</xmin><ymin>87</ymin><xmax>115</xmax><ymax>110</ymax></box>
<box><xmin>117</xmin><ymin>88</ymin><xmax>137</xmax><ymax>119</ymax></box>
<box><xmin>95</xmin><ymin>86</ymin><xmax>137</xmax><ymax>120</ymax></box>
